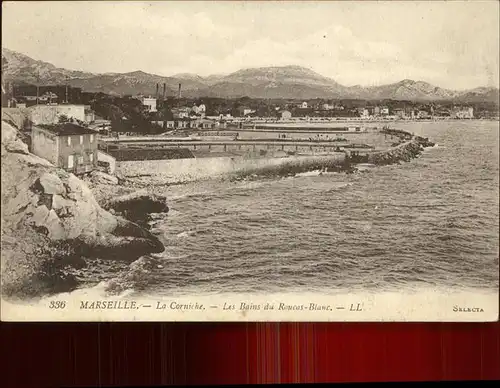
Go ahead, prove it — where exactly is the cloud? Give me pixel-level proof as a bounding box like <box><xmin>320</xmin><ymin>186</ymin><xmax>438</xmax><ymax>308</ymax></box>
<box><xmin>2</xmin><ymin>0</ymin><xmax>498</xmax><ymax>89</ymax></box>
<box><xmin>185</xmin><ymin>23</ymin><xmax>408</xmax><ymax>83</ymax></box>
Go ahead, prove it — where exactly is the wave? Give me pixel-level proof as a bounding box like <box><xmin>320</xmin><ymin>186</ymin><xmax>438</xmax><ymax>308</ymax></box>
<box><xmin>228</xmin><ymin>154</ymin><xmax>349</xmax><ymax>181</ymax></box>
<box><xmin>121</xmin><ymin>153</ymin><xmax>350</xmax><ymax>186</ymax></box>
<box><xmin>176</xmin><ymin>230</ymin><xmax>197</xmax><ymax>238</ymax></box>
<box><xmin>425</xmin><ymin>143</ymin><xmax>444</xmax><ymax>150</ymax></box>
<box><xmin>295</xmin><ymin>170</ymin><xmax>325</xmax><ymax>177</ymax></box>
<box><xmin>354</xmin><ymin>163</ymin><xmax>377</xmax><ymax>172</ymax></box>
<box><xmin>324</xmin><ymin>182</ymin><xmax>353</xmax><ymax>192</ymax></box>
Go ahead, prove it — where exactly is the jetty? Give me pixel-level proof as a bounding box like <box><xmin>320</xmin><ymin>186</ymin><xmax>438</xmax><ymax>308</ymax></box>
<box><xmin>100</xmin><ymin>137</ymin><xmax>376</xmax><ymax>154</ymax></box>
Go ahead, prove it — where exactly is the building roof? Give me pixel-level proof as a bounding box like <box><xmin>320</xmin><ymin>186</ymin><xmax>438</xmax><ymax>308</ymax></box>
<box><xmin>198</xmin><ymin>118</ymin><xmax>214</xmax><ymax>123</ymax></box>
<box><xmin>35</xmin><ymin>123</ymin><xmax>97</xmax><ymax>136</ymax></box>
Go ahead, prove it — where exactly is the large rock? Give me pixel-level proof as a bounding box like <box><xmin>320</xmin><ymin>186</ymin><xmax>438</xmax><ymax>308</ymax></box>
<box><xmin>102</xmin><ymin>191</ymin><xmax>169</xmax><ymax>227</ymax></box>
<box><xmin>5</xmin><ymin>137</ymin><xmax>29</xmax><ymax>154</ymax></box>
<box><xmin>37</xmin><ymin>173</ymin><xmax>66</xmax><ymax>195</ymax></box>
<box><xmin>1</xmin><ymin>120</ymin><xmax>166</xmax><ymax>300</ymax></box>
<box><xmin>103</xmin><ymin>255</ymin><xmax>163</xmax><ymax>295</ymax></box>
<box><xmin>1</xmin><ymin>121</ymin><xmax>29</xmax><ymax>155</ymax></box>
<box><xmin>88</xmin><ymin>170</ymin><xmax>119</xmax><ymax>185</ymax></box>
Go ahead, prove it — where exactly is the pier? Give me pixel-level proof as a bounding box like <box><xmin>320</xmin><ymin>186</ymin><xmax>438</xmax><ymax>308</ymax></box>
<box><xmin>100</xmin><ymin>137</ymin><xmax>376</xmax><ymax>154</ymax></box>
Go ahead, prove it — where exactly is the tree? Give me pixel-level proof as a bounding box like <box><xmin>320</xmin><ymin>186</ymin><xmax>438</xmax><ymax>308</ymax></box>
<box><xmin>58</xmin><ymin>114</ymin><xmax>70</xmax><ymax>123</ymax></box>
<box><xmin>162</xmin><ymin>106</ymin><xmax>174</xmax><ymax>121</ymax></box>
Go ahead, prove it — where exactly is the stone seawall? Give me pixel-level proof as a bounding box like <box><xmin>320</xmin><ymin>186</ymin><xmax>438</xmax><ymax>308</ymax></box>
<box><xmin>117</xmin><ymin>152</ymin><xmax>347</xmax><ymax>185</ymax></box>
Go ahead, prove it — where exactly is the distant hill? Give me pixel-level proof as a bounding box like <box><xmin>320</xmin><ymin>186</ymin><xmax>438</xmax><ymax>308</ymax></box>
<box><xmin>453</xmin><ymin>87</ymin><xmax>500</xmax><ymax>104</ymax></box>
<box><xmin>347</xmin><ymin>79</ymin><xmax>460</xmax><ymax>101</ymax></box>
<box><xmin>2</xmin><ymin>48</ymin><xmax>498</xmax><ymax>103</ymax></box>
<box><xmin>171</xmin><ymin>73</ymin><xmax>206</xmax><ymax>82</ymax></box>
<box><xmin>200</xmin><ymin>65</ymin><xmax>349</xmax><ymax>99</ymax></box>
<box><xmin>1</xmin><ymin>47</ymin><xmax>95</xmax><ymax>85</ymax></box>
<box><xmin>66</xmin><ymin>70</ymin><xmax>208</xmax><ymax>97</ymax></box>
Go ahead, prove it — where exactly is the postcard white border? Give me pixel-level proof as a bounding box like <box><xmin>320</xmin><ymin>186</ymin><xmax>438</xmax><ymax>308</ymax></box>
<box><xmin>2</xmin><ymin>289</ymin><xmax>498</xmax><ymax>322</ymax></box>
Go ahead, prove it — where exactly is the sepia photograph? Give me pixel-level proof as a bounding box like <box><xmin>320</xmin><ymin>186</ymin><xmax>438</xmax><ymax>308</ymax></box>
<box><xmin>1</xmin><ymin>0</ymin><xmax>498</xmax><ymax>322</ymax></box>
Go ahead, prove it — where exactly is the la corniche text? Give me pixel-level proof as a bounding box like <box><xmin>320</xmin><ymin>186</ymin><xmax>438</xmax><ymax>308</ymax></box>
<box><xmin>156</xmin><ymin>301</ymin><xmax>205</xmax><ymax>310</ymax></box>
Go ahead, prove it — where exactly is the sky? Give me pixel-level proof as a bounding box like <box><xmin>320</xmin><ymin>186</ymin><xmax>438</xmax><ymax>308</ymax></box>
<box><xmin>2</xmin><ymin>0</ymin><xmax>499</xmax><ymax>90</ymax></box>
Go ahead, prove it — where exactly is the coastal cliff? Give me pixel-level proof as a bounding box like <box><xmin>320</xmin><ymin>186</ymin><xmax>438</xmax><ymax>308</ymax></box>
<box><xmin>1</xmin><ymin>121</ymin><xmax>167</xmax><ymax>299</ymax></box>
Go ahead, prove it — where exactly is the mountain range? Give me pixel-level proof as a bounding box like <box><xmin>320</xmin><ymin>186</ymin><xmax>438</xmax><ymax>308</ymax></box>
<box><xmin>2</xmin><ymin>48</ymin><xmax>499</xmax><ymax>103</ymax></box>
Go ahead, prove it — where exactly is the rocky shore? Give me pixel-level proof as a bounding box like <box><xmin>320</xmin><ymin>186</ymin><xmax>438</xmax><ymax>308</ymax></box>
<box><xmin>1</xmin><ymin>121</ymin><xmax>170</xmax><ymax>300</ymax></box>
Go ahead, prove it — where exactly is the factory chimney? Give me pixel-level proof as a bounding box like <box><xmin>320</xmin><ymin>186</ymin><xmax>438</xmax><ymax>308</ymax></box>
<box><xmin>155</xmin><ymin>83</ymin><xmax>159</xmax><ymax>99</ymax></box>
<box><xmin>163</xmin><ymin>83</ymin><xmax>166</xmax><ymax>100</ymax></box>
<box><xmin>178</xmin><ymin>83</ymin><xmax>182</xmax><ymax>99</ymax></box>
<box><xmin>36</xmin><ymin>73</ymin><xmax>40</xmax><ymax>105</ymax></box>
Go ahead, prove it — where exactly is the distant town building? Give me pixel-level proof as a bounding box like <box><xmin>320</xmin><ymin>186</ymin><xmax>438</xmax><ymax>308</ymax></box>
<box><xmin>97</xmin><ymin>150</ymin><xmax>116</xmax><ymax>175</ymax></box>
<box><xmin>406</xmin><ymin>108</ymin><xmax>416</xmax><ymax>119</ymax></box>
<box><xmin>231</xmin><ymin>106</ymin><xmax>250</xmax><ymax>117</ymax></box>
<box><xmin>357</xmin><ymin>108</ymin><xmax>370</xmax><ymax>118</ymax></box>
<box><xmin>191</xmin><ymin>104</ymin><xmax>206</xmax><ymax>116</ymax></box>
<box><xmin>417</xmin><ymin>110</ymin><xmax>431</xmax><ymax>119</ymax></box>
<box><xmin>141</xmin><ymin>97</ymin><xmax>157</xmax><ymax>113</ymax></box>
<box><xmin>301</xmin><ymin>101</ymin><xmax>308</xmax><ymax>109</ymax></box>
<box><xmin>380</xmin><ymin>107</ymin><xmax>390</xmax><ymax>116</ymax></box>
<box><xmin>38</xmin><ymin>92</ymin><xmax>58</xmax><ymax>104</ymax></box>
<box><xmin>281</xmin><ymin>110</ymin><xmax>292</xmax><ymax>119</ymax></box>
<box><xmin>13</xmin><ymin>85</ymin><xmax>83</xmax><ymax>105</ymax></box>
<box><xmin>31</xmin><ymin>123</ymin><xmax>99</xmax><ymax>175</ymax></box>
<box><xmin>172</xmin><ymin>107</ymin><xmax>191</xmax><ymax>119</ymax></box>
<box><xmin>215</xmin><ymin>120</ymin><xmax>227</xmax><ymax>129</ymax></box>
<box><xmin>197</xmin><ymin>118</ymin><xmax>215</xmax><ymax>129</ymax></box>
<box><xmin>88</xmin><ymin>118</ymin><xmax>112</xmax><ymax>133</ymax></box>
<box><xmin>176</xmin><ymin>119</ymin><xmax>190</xmax><ymax>129</ymax></box>
<box><xmin>433</xmin><ymin>109</ymin><xmax>450</xmax><ymax>117</ymax></box>
<box><xmin>29</xmin><ymin>104</ymin><xmax>92</xmax><ymax>125</ymax></box>
<box><xmin>84</xmin><ymin>106</ymin><xmax>95</xmax><ymax>123</ymax></box>
<box><xmin>164</xmin><ymin>120</ymin><xmax>175</xmax><ymax>129</ymax></box>
<box><xmin>156</xmin><ymin>118</ymin><xmax>197</xmax><ymax>130</ymax></box>
<box><xmin>393</xmin><ymin>108</ymin><xmax>406</xmax><ymax>119</ymax></box>
<box><xmin>452</xmin><ymin>106</ymin><xmax>474</xmax><ymax>119</ymax></box>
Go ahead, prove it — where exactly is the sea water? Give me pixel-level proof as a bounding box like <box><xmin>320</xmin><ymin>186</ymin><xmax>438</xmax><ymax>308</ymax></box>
<box><xmin>129</xmin><ymin>121</ymin><xmax>499</xmax><ymax>297</ymax></box>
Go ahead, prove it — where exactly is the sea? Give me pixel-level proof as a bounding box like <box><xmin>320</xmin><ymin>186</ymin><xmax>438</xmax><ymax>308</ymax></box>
<box><xmin>125</xmin><ymin>120</ymin><xmax>498</xmax><ymax>297</ymax></box>
<box><xmin>76</xmin><ymin>120</ymin><xmax>500</xmax><ymax>299</ymax></box>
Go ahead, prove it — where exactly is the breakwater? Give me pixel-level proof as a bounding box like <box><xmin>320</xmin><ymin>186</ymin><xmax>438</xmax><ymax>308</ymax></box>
<box><xmin>117</xmin><ymin>134</ymin><xmax>434</xmax><ymax>185</ymax></box>
<box><xmin>367</xmin><ymin>138</ymin><xmax>433</xmax><ymax>165</ymax></box>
